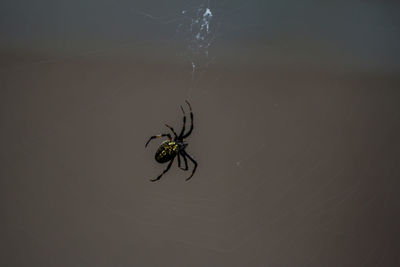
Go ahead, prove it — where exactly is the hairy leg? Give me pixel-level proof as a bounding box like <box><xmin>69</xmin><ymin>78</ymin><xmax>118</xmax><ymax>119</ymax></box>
<box><xmin>178</xmin><ymin>105</ymin><xmax>186</xmax><ymax>138</ymax></box>
<box><xmin>145</xmin><ymin>133</ymin><xmax>171</xmax><ymax>147</ymax></box>
<box><xmin>165</xmin><ymin>124</ymin><xmax>178</xmax><ymax>138</ymax></box>
<box><xmin>182</xmin><ymin>150</ymin><xmax>197</xmax><ymax>181</ymax></box>
<box><xmin>151</xmin><ymin>157</ymin><xmax>175</xmax><ymax>182</ymax></box>
<box><xmin>182</xmin><ymin>101</ymin><xmax>193</xmax><ymax>139</ymax></box>
<box><xmin>179</xmin><ymin>151</ymin><xmax>189</xmax><ymax>171</ymax></box>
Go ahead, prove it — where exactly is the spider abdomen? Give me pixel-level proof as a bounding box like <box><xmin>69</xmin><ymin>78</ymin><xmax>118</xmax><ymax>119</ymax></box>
<box><xmin>155</xmin><ymin>140</ymin><xmax>178</xmax><ymax>163</ymax></box>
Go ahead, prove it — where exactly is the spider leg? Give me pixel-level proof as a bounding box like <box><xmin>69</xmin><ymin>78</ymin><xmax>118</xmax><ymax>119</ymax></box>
<box><xmin>165</xmin><ymin>124</ymin><xmax>178</xmax><ymax>138</ymax></box>
<box><xmin>178</xmin><ymin>151</ymin><xmax>188</xmax><ymax>171</ymax></box>
<box><xmin>178</xmin><ymin>105</ymin><xmax>186</xmax><ymax>138</ymax></box>
<box><xmin>145</xmin><ymin>133</ymin><xmax>171</xmax><ymax>147</ymax></box>
<box><xmin>182</xmin><ymin>150</ymin><xmax>197</xmax><ymax>181</ymax></box>
<box><xmin>181</xmin><ymin>100</ymin><xmax>193</xmax><ymax>139</ymax></box>
<box><xmin>151</xmin><ymin>157</ymin><xmax>175</xmax><ymax>182</ymax></box>
<box><xmin>177</xmin><ymin>153</ymin><xmax>182</xmax><ymax>168</ymax></box>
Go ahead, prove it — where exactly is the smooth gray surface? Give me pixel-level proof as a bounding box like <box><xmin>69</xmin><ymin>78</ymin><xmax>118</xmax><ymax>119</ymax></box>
<box><xmin>1</xmin><ymin>1</ymin><xmax>400</xmax><ymax>266</ymax></box>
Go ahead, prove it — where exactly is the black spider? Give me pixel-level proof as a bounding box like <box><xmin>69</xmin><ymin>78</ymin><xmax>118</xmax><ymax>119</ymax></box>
<box><xmin>145</xmin><ymin>101</ymin><xmax>197</xmax><ymax>182</ymax></box>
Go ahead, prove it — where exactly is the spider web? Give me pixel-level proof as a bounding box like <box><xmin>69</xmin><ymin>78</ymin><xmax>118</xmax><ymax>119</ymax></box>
<box><xmin>179</xmin><ymin>2</ymin><xmax>215</xmax><ymax>79</ymax></box>
<box><xmin>133</xmin><ymin>0</ymin><xmax>232</xmax><ymax>97</ymax></box>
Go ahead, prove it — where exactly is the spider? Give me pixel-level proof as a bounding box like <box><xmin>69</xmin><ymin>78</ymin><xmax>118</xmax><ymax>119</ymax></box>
<box><xmin>145</xmin><ymin>100</ymin><xmax>197</xmax><ymax>182</ymax></box>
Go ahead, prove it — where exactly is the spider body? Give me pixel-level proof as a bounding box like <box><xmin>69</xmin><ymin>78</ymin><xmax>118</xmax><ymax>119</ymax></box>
<box><xmin>155</xmin><ymin>140</ymin><xmax>186</xmax><ymax>163</ymax></box>
<box><xmin>145</xmin><ymin>101</ymin><xmax>197</xmax><ymax>182</ymax></box>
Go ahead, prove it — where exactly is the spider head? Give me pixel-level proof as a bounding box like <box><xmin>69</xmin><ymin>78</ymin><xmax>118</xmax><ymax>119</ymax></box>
<box><xmin>178</xmin><ymin>141</ymin><xmax>188</xmax><ymax>150</ymax></box>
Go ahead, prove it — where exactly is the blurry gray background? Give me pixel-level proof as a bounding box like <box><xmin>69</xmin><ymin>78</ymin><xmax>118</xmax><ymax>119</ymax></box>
<box><xmin>1</xmin><ymin>0</ymin><xmax>400</xmax><ymax>266</ymax></box>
